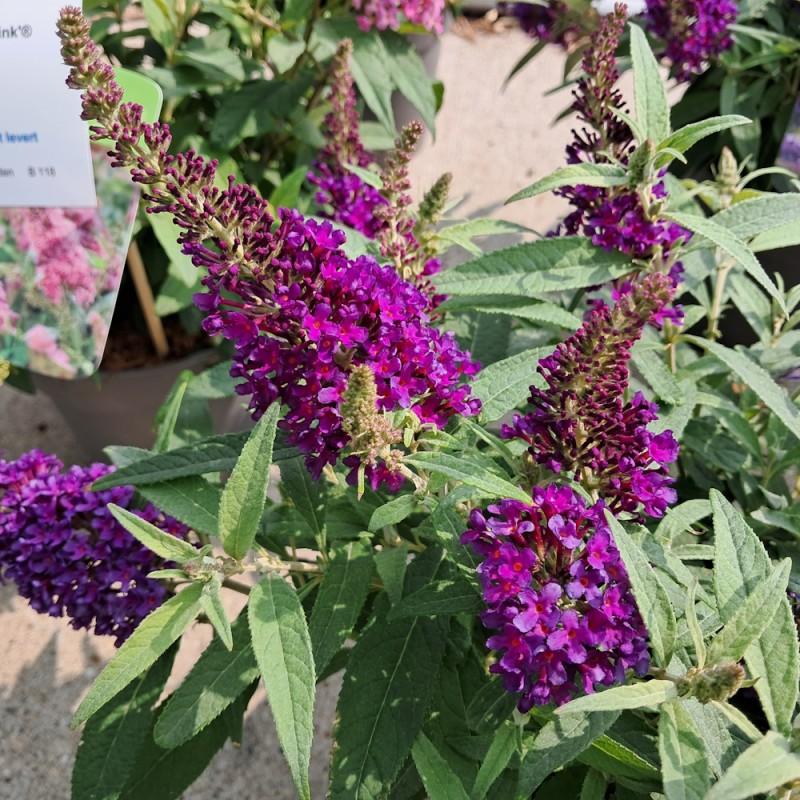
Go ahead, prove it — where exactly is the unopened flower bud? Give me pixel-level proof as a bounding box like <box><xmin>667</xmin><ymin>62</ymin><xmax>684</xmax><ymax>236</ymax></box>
<box><xmin>677</xmin><ymin>663</ymin><xmax>746</xmax><ymax>703</ymax></box>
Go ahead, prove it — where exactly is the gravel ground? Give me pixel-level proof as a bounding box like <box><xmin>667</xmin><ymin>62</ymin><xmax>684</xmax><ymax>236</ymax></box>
<box><xmin>0</xmin><ymin>24</ymin><xmax>579</xmax><ymax>799</ymax></box>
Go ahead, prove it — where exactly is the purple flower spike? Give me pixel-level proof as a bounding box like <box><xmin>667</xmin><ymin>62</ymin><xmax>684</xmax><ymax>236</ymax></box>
<box><xmin>0</xmin><ymin>451</ymin><xmax>191</xmax><ymax>645</ymax></box>
<box><xmin>502</xmin><ymin>273</ymin><xmax>679</xmax><ymax>519</ymax></box>
<box><xmin>462</xmin><ymin>484</ymin><xmax>650</xmax><ymax>710</ymax></box>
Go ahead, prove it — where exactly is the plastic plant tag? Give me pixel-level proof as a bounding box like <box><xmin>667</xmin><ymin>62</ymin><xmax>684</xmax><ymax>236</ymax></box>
<box><xmin>0</xmin><ymin>68</ymin><xmax>162</xmax><ymax>379</ymax></box>
<box><xmin>0</xmin><ymin>0</ymin><xmax>96</xmax><ymax>208</ymax></box>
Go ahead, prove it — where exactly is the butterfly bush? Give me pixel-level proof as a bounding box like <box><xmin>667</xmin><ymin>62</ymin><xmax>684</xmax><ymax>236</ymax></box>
<box><xmin>462</xmin><ymin>486</ymin><xmax>649</xmax><ymax>708</ymax></box>
<box><xmin>57</xmin><ymin>9</ymin><xmax>480</xmax><ymax>487</ymax></box>
<box><xmin>0</xmin><ymin>450</ymin><xmax>190</xmax><ymax>645</ymax></box>
<box><xmin>352</xmin><ymin>0</ymin><xmax>445</xmax><ymax>34</ymax></box>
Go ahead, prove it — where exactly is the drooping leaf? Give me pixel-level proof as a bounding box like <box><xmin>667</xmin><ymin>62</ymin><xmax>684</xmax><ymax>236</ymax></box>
<box><xmin>658</xmin><ymin>702</ymin><xmax>711</xmax><ymax>800</ymax></box>
<box><xmin>506</xmin><ymin>164</ymin><xmax>628</xmax><ymax>204</ymax></box>
<box><xmin>154</xmin><ymin>612</ymin><xmax>259</xmax><ymax>748</ymax></box>
<box><xmin>73</xmin><ymin>584</ymin><xmax>203</xmax><ymax>727</ymax></box>
<box><xmin>375</xmin><ymin>543</ymin><xmax>409</xmax><ymax>606</ymax></box>
<box><xmin>218</xmin><ymin>403</ymin><xmax>280</xmax><ymax>560</ymax></box>
<box><xmin>711</xmin><ymin>194</ymin><xmax>800</xmax><ymax>242</ymax></box>
<box><xmin>705</xmin><ymin>732</ymin><xmax>800</xmax><ymax>800</ymax></box>
<box><xmin>405</xmin><ymin>452</ymin><xmax>530</xmax><ymax>503</ymax></box>
<box><xmin>656</xmin><ymin>116</ymin><xmax>751</xmax><ymax>167</ymax></box>
<box><xmin>369</xmin><ymin>494</ymin><xmax>418</xmax><ymax>531</ymax></box>
<box><xmin>518</xmin><ymin>711</ymin><xmax>619</xmax><ymax>796</ymax></box>
<box><xmin>72</xmin><ymin>650</ymin><xmax>175</xmax><ymax>800</ymax></box>
<box><xmin>472</xmin><ymin>348</ymin><xmax>549</xmax><ymax>422</ymax></box>
<box><xmin>606</xmin><ymin>514</ymin><xmax>677</xmax><ymax>666</ymax></box>
<box><xmin>555</xmin><ymin>681</ymin><xmax>678</xmax><ymax>715</ymax></box>
<box><xmin>108</xmin><ymin>504</ymin><xmax>201</xmax><ymax>564</ymax></box>
<box><xmin>629</xmin><ymin>23</ymin><xmax>670</xmax><ymax>144</ymax></box>
<box><xmin>199</xmin><ymin>577</ymin><xmax>233</xmax><ymax>651</ymax></box>
<box><xmin>309</xmin><ymin>540</ymin><xmax>373</xmax><ymax>677</ymax></box>
<box><xmin>470</xmin><ymin>722</ymin><xmax>517</xmax><ymax>799</ymax></box>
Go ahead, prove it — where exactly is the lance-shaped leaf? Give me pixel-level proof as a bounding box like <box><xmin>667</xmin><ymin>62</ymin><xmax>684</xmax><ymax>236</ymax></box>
<box><xmin>655</xmin><ymin>116</ymin><xmax>750</xmax><ymax>168</ymax></box>
<box><xmin>411</xmin><ymin>732</ymin><xmax>471</xmax><ymax>800</ymax></box>
<box><xmin>506</xmin><ymin>163</ymin><xmax>628</xmax><ymax>204</ymax></box>
<box><xmin>629</xmin><ymin>23</ymin><xmax>670</xmax><ymax>144</ymax></box>
<box><xmin>705</xmin><ymin>732</ymin><xmax>800</xmax><ymax>800</ymax></box>
<box><xmin>135</xmin><ymin>476</ymin><xmax>221</xmax><ymax>538</ymax></box>
<box><xmin>471</xmin><ymin>722</ymin><xmax>517</xmax><ymax>799</ymax></box>
<box><xmin>249</xmin><ymin>573</ymin><xmax>316</xmax><ymax>800</ymax></box>
<box><xmin>369</xmin><ymin>494</ymin><xmax>418</xmax><ymax>531</ymax></box>
<box><xmin>710</xmin><ymin>193</ymin><xmax>800</xmax><ymax>242</ymax></box>
<box><xmin>668</xmin><ymin>212</ymin><xmax>785</xmax><ymax>312</ymax></box>
<box><xmin>375</xmin><ymin>543</ymin><xmax>409</xmax><ymax>606</ymax></box>
<box><xmin>309</xmin><ymin>540</ymin><xmax>373</xmax><ymax>677</ymax></box>
<box><xmin>659</xmin><ymin>702</ymin><xmax>711</xmax><ymax>800</ymax></box>
<box><xmin>280</xmin><ymin>456</ymin><xmax>327</xmax><ymax>545</ymax></box>
<box><xmin>606</xmin><ymin>514</ymin><xmax>677</xmax><ymax>666</ymax></box>
<box><xmin>555</xmin><ymin>681</ymin><xmax>678</xmax><ymax>715</ymax></box>
<box><xmin>199</xmin><ymin>576</ymin><xmax>233</xmax><ymax>651</ymax></box>
<box><xmin>472</xmin><ymin>348</ymin><xmax>549</xmax><ymax>422</ymax></box>
<box><xmin>710</xmin><ymin>491</ymin><xmax>799</xmax><ymax>735</ymax></box>
<box><xmin>518</xmin><ymin>710</ymin><xmax>619</xmax><ymax>796</ymax></box>
<box><xmin>72</xmin><ymin>650</ymin><xmax>175</xmax><ymax>800</ymax></box>
<box><xmin>219</xmin><ymin>403</ymin><xmax>280</xmax><ymax>560</ymax></box>
<box><xmin>706</xmin><ymin>557</ymin><xmax>790</xmax><ymax>665</ymax></box>
<box><xmin>388</xmin><ymin>577</ymin><xmax>482</xmax><ymax>621</ymax></box>
<box><xmin>73</xmin><ymin>583</ymin><xmax>203</xmax><ymax>727</ymax></box>
<box><xmin>154</xmin><ymin>612</ymin><xmax>259</xmax><ymax>748</ymax></box>
<box><xmin>108</xmin><ymin>504</ymin><xmax>202</xmax><ymax>564</ymax></box>
<box><xmin>405</xmin><ymin>452</ymin><xmax>530</xmax><ymax>503</ymax></box>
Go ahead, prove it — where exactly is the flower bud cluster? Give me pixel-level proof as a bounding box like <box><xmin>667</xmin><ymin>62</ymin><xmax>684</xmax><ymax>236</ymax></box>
<box><xmin>462</xmin><ymin>485</ymin><xmax>649</xmax><ymax>709</ymax></box>
<box><xmin>57</xmin><ymin>9</ymin><xmax>481</xmax><ymax>486</ymax></box>
<box><xmin>0</xmin><ymin>450</ymin><xmax>190</xmax><ymax>645</ymax></box>
<box><xmin>351</xmin><ymin>0</ymin><xmax>445</xmax><ymax>34</ymax></box>
<box><xmin>502</xmin><ymin>273</ymin><xmax>679</xmax><ymax>519</ymax></box>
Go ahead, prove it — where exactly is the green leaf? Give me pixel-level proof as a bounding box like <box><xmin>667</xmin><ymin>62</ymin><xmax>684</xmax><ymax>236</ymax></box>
<box><xmin>343</xmin><ymin>162</ymin><xmax>384</xmax><ymax>190</ymax></box>
<box><xmin>434</xmin><ymin>238</ymin><xmax>631</xmax><ymax>298</ymax></box>
<box><xmin>108</xmin><ymin>504</ymin><xmax>201</xmax><ymax>564</ymax></box>
<box><xmin>471</xmin><ymin>722</ymin><xmax>517</xmax><ymax>799</ymax></box>
<box><xmin>369</xmin><ymin>494</ymin><xmax>418</xmax><ymax>531</ymax></box>
<box><xmin>506</xmin><ymin>164</ymin><xmax>628</xmax><ymax>204</ymax></box>
<box><xmin>658</xmin><ymin>702</ymin><xmax>711</xmax><ymax>800</ymax></box>
<box><xmin>218</xmin><ymin>403</ymin><xmax>280</xmax><ymax>560</ymax></box>
<box><xmin>669</xmin><ymin>213</ymin><xmax>785</xmax><ymax>312</ymax></box>
<box><xmin>606</xmin><ymin>514</ymin><xmax>677</xmax><ymax>666</ymax></box>
<box><xmin>135</xmin><ymin>477</ymin><xmax>221</xmax><ymax>538</ymax></box>
<box><xmin>518</xmin><ymin>711</ymin><xmax>619</xmax><ymax>796</ymax></box>
<box><xmin>309</xmin><ymin>540</ymin><xmax>373</xmax><ymax>677</ymax></box>
<box><xmin>580</xmin><ymin>769</ymin><xmax>607</xmax><ymax>800</ymax></box>
<box><xmin>153</xmin><ymin>377</ymin><xmax>190</xmax><ymax>453</ymax></box>
<box><xmin>706</xmin><ymin>557</ymin><xmax>790</xmax><ymax>665</ymax></box>
<box><xmin>472</xmin><ymin>348</ymin><xmax>549</xmax><ymax>422</ymax></box>
<box><xmin>631</xmin><ymin>346</ymin><xmax>685</xmax><ymax>405</ymax></box>
<box><xmin>405</xmin><ymin>452</ymin><xmax>530</xmax><ymax>503</ymax></box>
<box><xmin>280</xmin><ymin>456</ymin><xmax>327</xmax><ymax>545</ymax></box>
<box><xmin>710</xmin><ymin>491</ymin><xmax>799</xmax><ymax>734</ymax></box>
<box><xmin>412</xmin><ymin>732</ymin><xmax>471</xmax><ymax>800</ymax></box>
<box><xmin>439</xmin><ymin>296</ymin><xmax>581</xmax><ymax>328</ymax></box>
<box><xmin>705</xmin><ymin>732</ymin><xmax>800</xmax><ymax>800</ymax></box>
<box><xmin>142</xmin><ymin>0</ymin><xmax>175</xmax><ymax>52</ymax></box>
<box><xmin>656</xmin><ymin>116</ymin><xmax>751</xmax><ymax>167</ymax></box>
<box><xmin>686</xmin><ymin>337</ymin><xmax>800</xmax><ymax>443</ymax></box>
<box><xmin>270</xmin><ymin>166</ymin><xmax>309</xmax><ymax>211</ymax></box>
<box><xmin>375</xmin><ymin>543</ymin><xmax>409</xmax><ymax>606</ymax></box>
<box><xmin>711</xmin><ymin>194</ymin><xmax>800</xmax><ymax>242</ymax></box>
<box><xmin>199</xmin><ymin>577</ymin><xmax>233</xmax><ymax>651</ymax></box>
<box><xmin>382</xmin><ymin>31</ymin><xmax>437</xmax><ymax>135</ymax></box>
<box><xmin>73</xmin><ymin>584</ymin><xmax>203</xmax><ymax>727</ymax></box>
<box><xmin>118</xmin><ymin>686</ymin><xmax>253</xmax><ymax>800</ymax></box>
<box><xmin>72</xmin><ymin>651</ymin><xmax>175</xmax><ymax>800</ymax></box>
<box><xmin>329</xmin><ymin>551</ymin><xmax>448</xmax><ymax>800</ymax></box>
<box><xmin>388</xmin><ymin>578</ymin><xmax>482</xmax><ymax>621</ymax></box>
<box><xmin>555</xmin><ymin>681</ymin><xmax>678</xmax><ymax>715</ymax></box>
<box><xmin>249</xmin><ymin>573</ymin><xmax>316</xmax><ymax>800</ymax></box>
<box><xmin>629</xmin><ymin>24</ymin><xmax>670</xmax><ymax>144</ymax></box>
<box><xmin>436</xmin><ymin>219</ymin><xmax>533</xmax><ymax>255</ymax></box>
<box><xmin>465</xmin><ymin>678</ymin><xmax>518</xmax><ymax>733</ymax></box>
<box><xmin>154</xmin><ymin>612</ymin><xmax>259</xmax><ymax>748</ymax></box>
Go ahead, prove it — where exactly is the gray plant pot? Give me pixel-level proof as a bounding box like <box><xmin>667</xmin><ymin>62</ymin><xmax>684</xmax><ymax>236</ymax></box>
<box><xmin>33</xmin><ymin>350</ymin><xmax>250</xmax><ymax>462</ymax></box>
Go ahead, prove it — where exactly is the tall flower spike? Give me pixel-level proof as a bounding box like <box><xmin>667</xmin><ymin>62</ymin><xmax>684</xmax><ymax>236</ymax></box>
<box><xmin>461</xmin><ymin>485</ymin><xmax>649</xmax><ymax>709</ymax></box>
<box><xmin>502</xmin><ymin>272</ymin><xmax>679</xmax><ymax>519</ymax></box>
<box><xmin>0</xmin><ymin>450</ymin><xmax>191</xmax><ymax>645</ymax></box>
<box><xmin>58</xmin><ymin>9</ymin><xmax>481</xmax><ymax>486</ymax></box>
<box><xmin>556</xmin><ymin>6</ymin><xmax>690</xmax><ymax>277</ymax></box>
<box><xmin>308</xmin><ymin>40</ymin><xmax>387</xmax><ymax>239</ymax></box>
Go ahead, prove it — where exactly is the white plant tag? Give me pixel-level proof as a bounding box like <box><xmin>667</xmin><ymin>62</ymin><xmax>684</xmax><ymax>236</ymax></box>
<box><xmin>0</xmin><ymin>0</ymin><xmax>96</xmax><ymax>208</ymax></box>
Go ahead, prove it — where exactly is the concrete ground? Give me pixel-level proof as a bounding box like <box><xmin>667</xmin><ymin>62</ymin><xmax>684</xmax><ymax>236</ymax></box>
<box><xmin>0</xmin><ymin>23</ymin><xmax>581</xmax><ymax>800</ymax></box>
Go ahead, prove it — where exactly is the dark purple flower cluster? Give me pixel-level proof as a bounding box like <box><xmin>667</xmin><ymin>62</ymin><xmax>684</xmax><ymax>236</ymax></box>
<box><xmin>198</xmin><ymin>208</ymin><xmax>481</xmax><ymax>484</ymax></box>
<box><xmin>57</xmin><ymin>11</ymin><xmax>481</xmax><ymax>487</ymax></box>
<box><xmin>308</xmin><ymin>42</ymin><xmax>387</xmax><ymax>239</ymax></box>
<box><xmin>644</xmin><ymin>0</ymin><xmax>736</xmax><ymax>81</ymax></box>
<box><xmin>462</xmin><ymin>485</ymin><xmax>649</xmax><ymax>709</ymax></box>
<box><xmin>0</xmin><ymin>450</ymin><xmax>190</xmax><ymax>645</ymax></box>
<box><xmin>502</xmin><ymin>273</ymin><xmax>679</xmax><ymax>519</ymax></box>
<box><xmin>498</xmin><ymin>1</ymin><xmax>582</xmax><ymax>46</ymax></box>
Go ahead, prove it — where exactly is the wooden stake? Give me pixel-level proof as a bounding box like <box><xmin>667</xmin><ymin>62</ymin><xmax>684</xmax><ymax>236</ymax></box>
<box><xmin>126</xmin><ymin>240</ymin><xmax>169</xmax><ymax>358</ymax></box>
